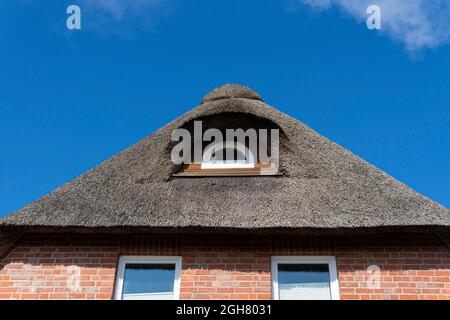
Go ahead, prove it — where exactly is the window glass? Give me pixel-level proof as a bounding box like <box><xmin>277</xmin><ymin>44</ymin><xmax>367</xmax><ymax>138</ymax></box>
<box><xmin>201</xmin><ymin>141</ymin><xmax>255</xmax><ymax>168</ymax></box>
<box><xmin>122</xmin><ymin>263</ymin><xmax>176</xmax><ymax>300</ymax></box>
<box><xmin>278</xmin><ymin>264</ymin><xmax>331</xmax><ymax>300</ymax></box>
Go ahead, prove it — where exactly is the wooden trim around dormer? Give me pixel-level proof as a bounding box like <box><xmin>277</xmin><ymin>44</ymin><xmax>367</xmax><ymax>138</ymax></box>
<box><xmin>172</xmin><ymin>163</ymin><xmax>282</xmax><ymax>177</ymax></box>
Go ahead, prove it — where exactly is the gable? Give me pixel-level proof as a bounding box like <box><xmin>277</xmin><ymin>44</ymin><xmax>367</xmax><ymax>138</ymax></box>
<box><xmin>0</xmin><ymin>84</ymin><xmax>448</xmax><ymax>233</ymax></box>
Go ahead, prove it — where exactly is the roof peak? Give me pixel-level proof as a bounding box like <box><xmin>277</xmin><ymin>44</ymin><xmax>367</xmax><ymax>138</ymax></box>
<box><xmin>201</xmin><ymin>84</ymin><xmax>262</xmax><ymax>104</ymax></box>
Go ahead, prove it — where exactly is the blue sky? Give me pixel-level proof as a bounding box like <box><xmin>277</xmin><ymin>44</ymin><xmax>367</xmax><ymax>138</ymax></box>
<box><xmin>0</xmin><ymin>0</ymin><xmax>449</xmax><ymax>216</ymax></box>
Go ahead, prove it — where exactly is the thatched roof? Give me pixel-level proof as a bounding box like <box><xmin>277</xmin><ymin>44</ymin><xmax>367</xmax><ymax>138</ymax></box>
<box><xmin>0</xmin><ymin>84</ymin><xmax>448</xmax><ymax>234</ymax></box>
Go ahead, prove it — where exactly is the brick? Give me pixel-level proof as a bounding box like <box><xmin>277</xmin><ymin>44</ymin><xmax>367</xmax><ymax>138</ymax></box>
<box><xmin>211</xmin><ymin>294</ymin><xmax>230</xmax><ymax>299</ymax></box>
<box><xmin>400</xmin><ymin>295</ymin><xmax>419</xmax><ymax>300</ymax></box>
<box><xmin>0</xmin><ymin>233</ymin><xmax>448</xmax><ymax>301</ymax></box>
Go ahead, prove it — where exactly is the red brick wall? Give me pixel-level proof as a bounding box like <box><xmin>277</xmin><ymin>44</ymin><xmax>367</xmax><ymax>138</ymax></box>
<box><xmin>0</xmin><ymin>235</ymin><xmax>119</xmax><ymax>299</ymax></box>
<box><xmin>0</xmin><ymin>233</ymin><xmax>449</xmax><ymax>300</ymax></box>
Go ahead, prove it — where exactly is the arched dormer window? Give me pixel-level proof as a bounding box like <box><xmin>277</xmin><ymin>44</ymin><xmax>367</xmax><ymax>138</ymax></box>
<box><xmin>171</xmin><ymin>112</ymin><xmax>283</xmax><ymax>177</ymax></box>
<box><xmin>201</xmin><ymin>141</ymin><xmax>255</xmax><ymax>169</ymax></box>
<box><xmin>173</xmin><ymin>135</ymin><xmax>280</xmax><ymax>176</ymax></box>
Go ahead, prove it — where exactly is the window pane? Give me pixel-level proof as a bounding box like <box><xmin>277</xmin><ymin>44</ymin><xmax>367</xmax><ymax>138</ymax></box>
<box><xmin>209</xmin><ymin>148</ymin><xmax>247</xmax><ymax>162</ymax></box>
<box><xmin>278</xmin><ymin>264</ymin><xmax>331</xmax><ymax>300</ymax></box>
<box><xmin>122</xmin><ymin>264</ymin><xmax>175</xmax><ymax>300</ymax></box>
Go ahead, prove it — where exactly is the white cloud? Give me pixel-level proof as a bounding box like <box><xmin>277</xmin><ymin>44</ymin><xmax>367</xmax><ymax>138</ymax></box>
<box><xmin>296</xmin><ymin>0</ymin><xmax>450</xmax><ymax>51</ymax></box>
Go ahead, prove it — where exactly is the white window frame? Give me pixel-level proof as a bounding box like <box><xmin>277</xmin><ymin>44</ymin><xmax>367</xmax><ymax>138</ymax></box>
<box><xmin>114</xmin><ymin>256</ymin><xmax>182</xmax><ymax>300</ymax></box>
<box><xmin>271</xmin><ymin>256</ymin><xmax>340</xmax><ymax>300</ymax></box>
<box><xmin>201</xmin><ymin>141</ymin><xmax>255</xmax><ymax>169</ymax></box>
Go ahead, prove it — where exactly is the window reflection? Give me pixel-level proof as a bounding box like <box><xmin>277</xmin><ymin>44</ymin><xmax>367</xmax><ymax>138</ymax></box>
<box><xmin>278</xmin><ymin>264</ymin><xmax>331</xmax><ymax>300</ymax></box>
<box><xmin>122</xmin><ymin>264</ymin><xmax>176</xmax><ymax>300</ymax></box>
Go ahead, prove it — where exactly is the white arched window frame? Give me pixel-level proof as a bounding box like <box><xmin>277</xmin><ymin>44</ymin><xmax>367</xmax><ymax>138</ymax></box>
<box><xmin>201</xmin><ymin>141</ymin><xmax>256</xmax><ymax>169</ymax></box>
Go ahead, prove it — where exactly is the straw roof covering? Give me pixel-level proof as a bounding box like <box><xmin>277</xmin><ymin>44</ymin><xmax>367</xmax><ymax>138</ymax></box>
<box><xmin>0</xmin><ymin>84</ymin><xmax>448</xmax><ymax>235</ymax></box>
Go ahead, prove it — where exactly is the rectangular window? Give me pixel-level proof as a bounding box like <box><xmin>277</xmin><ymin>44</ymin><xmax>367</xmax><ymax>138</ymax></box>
<box><xmin>114</xmin><ymin>256</ymin><xmax>182</xmax><ymax>300</ymax></box>
<box><xmin>271</xmin><ymin>256</ymin><xmax>340</xmax><ymax>300</ymax></box>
